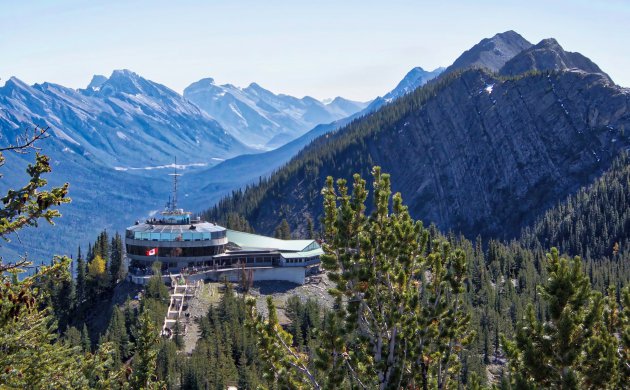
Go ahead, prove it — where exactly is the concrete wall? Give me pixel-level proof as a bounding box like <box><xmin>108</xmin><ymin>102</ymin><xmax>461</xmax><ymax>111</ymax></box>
<box><xmin>252</xmin><ymin>267</ymin><xmax>305</xmax><ymax>284</ymax></box>
<box><xmin>129</xmin><ymin>267</ymin><xmax>307</xmax><ymax>285</ymax></box>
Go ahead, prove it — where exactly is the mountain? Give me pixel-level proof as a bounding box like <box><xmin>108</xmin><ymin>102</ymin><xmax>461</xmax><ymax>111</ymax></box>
<box><xmin>0</xmin><ymin>70</ymin><xmax>253</xmax><ymax>261</ymax></box>
<box><xmin>204</xmin><ymin>54</ymin><xmax>629</xmax><ymax>240</ymax></box>
<box><xmin>180</xmin><ymin>66</ymin><xmax>445</xmax><ymax>209</ymax></box>
<box><xmin>325</xmin><ymin>96</ymin><xmax>368</xmax><ymax>116</ymax></box>
<box><xmin>499</xmin><ymin>38</ymin><xmax>613</xmax><ymax>82</ymax></box>
<box><xmin>366</xmin><ymin>67</ymin><xmax>444</xmax><ymax>111</ymax></box>
<box><xmin>0</xmin><ymin>70</ymin><xmax>251</xmax><ymax>168</ymax></box>
<box><xmin>183</xmin><ymin>78</ymin><xmax>369</xmax><ymax>149</ymax></box>
<box><xmin>386</xmin><ymin>67</ymin><xmax>446</xmax><ymax>99</ymax></box>
<box><xmin>443</xmin><ymin>30</ymin><xmax>532</xmax><ymax>74</ymax></box>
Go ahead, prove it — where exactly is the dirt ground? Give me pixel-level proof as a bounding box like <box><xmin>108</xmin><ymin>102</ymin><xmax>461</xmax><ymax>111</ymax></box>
<box><xmin>179</xmin><ymin>273</ymin><xmax>335</xmax><ymax>353</ymax></box>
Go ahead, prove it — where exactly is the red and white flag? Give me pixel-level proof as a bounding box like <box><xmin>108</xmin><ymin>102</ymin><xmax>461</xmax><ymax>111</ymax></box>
<box><xmin>146</xmin><ymin>248</ymin><xmax>158</xmax><ymax>256</ymax></box>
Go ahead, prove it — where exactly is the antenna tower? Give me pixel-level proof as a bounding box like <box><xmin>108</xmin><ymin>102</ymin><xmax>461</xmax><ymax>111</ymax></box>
<box><xmin>168</xmin><ymin>157</ymin><xmax>182</xmax><ymax>211</ymax></box>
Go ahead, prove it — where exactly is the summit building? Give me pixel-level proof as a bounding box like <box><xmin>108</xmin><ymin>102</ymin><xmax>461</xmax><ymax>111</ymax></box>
<box><xmin>125</xmin><ymin>169</ymin><xmax>322</xmax><ymax>285</ymax></box>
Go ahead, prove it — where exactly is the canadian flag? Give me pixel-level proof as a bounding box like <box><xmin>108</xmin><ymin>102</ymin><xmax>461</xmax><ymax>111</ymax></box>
<box><xmin>146</xmin><ymin>248</ymin><xmax>158</xmax><ymax>256</ymax></box>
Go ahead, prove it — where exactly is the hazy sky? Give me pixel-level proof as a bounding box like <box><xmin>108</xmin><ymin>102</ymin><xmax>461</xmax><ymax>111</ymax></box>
<box><xmin>1</xmin><ymin>0</ymin><xmax>628</xmax><ymax>101</ymax></box>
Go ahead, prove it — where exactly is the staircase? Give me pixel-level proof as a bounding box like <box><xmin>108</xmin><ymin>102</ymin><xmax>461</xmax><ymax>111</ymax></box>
<box><xmin>161</xmin><ymin>276</ymin><xmax>200</xmax><ymax>339</ymax></box>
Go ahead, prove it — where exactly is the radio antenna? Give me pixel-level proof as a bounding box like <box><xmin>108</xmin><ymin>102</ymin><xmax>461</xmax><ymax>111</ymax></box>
<box><xmin>168</xmin><ymin>157</ymin><xmax>182</xmax><ymax>211</ymax></box>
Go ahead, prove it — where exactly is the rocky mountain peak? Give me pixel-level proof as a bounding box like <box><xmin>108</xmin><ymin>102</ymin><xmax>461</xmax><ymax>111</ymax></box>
<box><xmin>2</xmin><ymin>76</ymin><xmax>32</xmax><ymax>92</ymax></box>
<box><xmin>88</xmin><ymin>69</ymin><xmax>179</xmax><ymax>99</ymax></box>
<box><xmin>499</xmin><ymin>38</ymin><xmax>613</xmax><ymax>83</ymax></box>
<box><xmin>445</xmin><ymin>30</ymin><xmax>532</xmax><ymax>74</ymax></box>
<box><xmin>387</xmin><ymin>67</ymin><xmax>445</xmax><ymax>99</ymax></box>
<box><xmin>86</xmin><ymin>75</ymin><xmax>108</xmax><ymax>91</ymax></box>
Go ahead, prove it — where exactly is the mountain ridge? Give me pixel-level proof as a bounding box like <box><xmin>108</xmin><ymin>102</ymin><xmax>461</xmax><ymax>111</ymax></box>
<box><xmin>499</xmin><ymin>38</ymin><xmax>613</xmax><ymax>83</ymax></box>
<box><xmin>443</xmin><ymin>30</ymin><xmax>532</xmax><ymax>75</ymax></box>
<box><xmin>183</xmin><ymin>77</ymin><xmax>369</xmax><ymax>149</ymax></box>
<box><xmin>204</xmin><ymin>65</ymin><xmax>630</xmax><ymax>240</ymax></box>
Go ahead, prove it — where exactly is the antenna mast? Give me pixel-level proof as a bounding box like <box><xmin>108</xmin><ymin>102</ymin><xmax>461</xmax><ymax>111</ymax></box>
<box><xmin>168</xmin><ymin>157</ymin><xmax>182</xmax><ymax>211</ymax></box>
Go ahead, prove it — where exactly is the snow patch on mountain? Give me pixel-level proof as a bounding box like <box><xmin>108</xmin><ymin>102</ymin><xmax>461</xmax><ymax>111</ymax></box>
<box><xmin>114</xmin><ymin>162</ymin><xmax>209</xmax><ymax>171</ymax></box>
<box><xmin>184</xmin><ymin>78</ymin><xmax>370</xmax><ymax>149</ymax></box>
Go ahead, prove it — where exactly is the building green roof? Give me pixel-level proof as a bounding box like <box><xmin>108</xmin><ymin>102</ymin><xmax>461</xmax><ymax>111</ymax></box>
<box><xmin>227</xmin><ymin>229</ymin><xmax>320</xmax><ymax>252</ymax></box>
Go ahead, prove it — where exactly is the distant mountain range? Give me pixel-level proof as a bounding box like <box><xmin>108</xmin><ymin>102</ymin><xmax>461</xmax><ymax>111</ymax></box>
<box><xmin>0</xmin><ymin>61</ymin><xmax>440</xmax><ymax>260</ymax></box>
<box><xmin>183</xmin><ymin>78</ymin><xmax>369</xmax><ymax>149</ymax></box>
<box><xmin>0</xmin><ymin>70</ymin><xmax>251</xmax><ymax>169</ymax></box>
<box><xmin>204</xmin><ymin>31</ymin><xmax>630</xmax><ymax>242</ymax></box>
<box><xmin>0</xmin><ymin>69</ymin><xmax>254</xmax><ymax>261</ymax></box>
<box><xmin>180</xmin><ymin>66</ymin><xmax>444</xmax><ymax>207</ymax></box>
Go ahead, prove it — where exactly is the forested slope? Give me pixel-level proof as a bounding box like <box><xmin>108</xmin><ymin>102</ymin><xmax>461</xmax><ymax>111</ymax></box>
<box><xmin>204</xmin><ymin>68</ymin><xmax>630</xmax><ymax>240</ymax></box>
<box><xmin>521</xmin><ymin>153</ymin><xmax>630</xmax><ymax>262</ymax></box>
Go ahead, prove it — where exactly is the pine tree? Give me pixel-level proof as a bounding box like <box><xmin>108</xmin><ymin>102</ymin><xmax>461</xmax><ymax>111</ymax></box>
<box><xmin>94</xmin><ymin>230</ymin><xmax>110</xmax><ymax>264</ymax></box>
<box><xmin>249</xmin><ymin>167</ymin><xmax>473</xmax><ymax>389</ymax></box>
<box><xmin>105</xmin><ymin>306</ymin><xmax>131</xmax><ymax>364</ymax></box>
<box><xmin>109</xmin><ymin>232</ymin><xmax>124</xmax><ymax>287</ymax></box>
<box><xmin>274</xmin><ymin>218</ymin><xmax>291</xmax><ymax>239</ymax></box>
<box><xmin>76</xmin><ymin>246</ymin><xmax>86</xmax><ymax>305</ymax></box>
<box><xmin>63</xmin><ymin>326</ymin><xmax>82</xmax><ymax>348</ymax></box>
<box><xmin>173</xmin><ymin>320</ymin><xmax>184</xmax><ymax>350</ymax></box>
<box><xmin>81</xmin><ymin>324</ymin><xmax>91</xmax><ymax>353</ymax></box>
<box><xmin>306</xmin><ymin>215</ymin><xmax>315</xmax><ymax>239</ymax></box>
<box><xmin>619</xmin><ymin>287</ymin><xmax>630</xmax><ymax>386</ymax></box>
<box><xmin>130</xmin><ymin>310</ymin><xmax>164</xmax><ymax>389</ymax></box>
<box><xmin>502</xmin><ymin>248</ymin><xmax>623</xmax><ymax>389</ymax></box>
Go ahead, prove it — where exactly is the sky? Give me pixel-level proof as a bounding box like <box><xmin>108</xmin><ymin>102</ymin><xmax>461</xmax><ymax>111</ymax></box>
<box><xmin>1</xmin><ymin>0</ymin><xmax>629</xmax><ymax>101</ymax></box>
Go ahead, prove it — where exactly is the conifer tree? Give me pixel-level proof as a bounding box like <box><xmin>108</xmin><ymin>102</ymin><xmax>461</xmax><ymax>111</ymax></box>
<box><xmin>105</xmin><ymin>306</ymin><xmax>131</xmax><ymax>364</ymax></box>
<box><xmin>76</xmin><ymin>245</ymin><xmax>87</xmax><ymax>304</ymax></box>
<box><xmin>173</xmin><ymin>320</ymin><xmax>184</xmax><ymax>350</ymax></box>
<box><xmin>306</xmin><ymin>215</ymin><xmax>315</xmax><ymax>239</ymax></box>
<box><xmin>0</xmin><ymin>127</ymin><xmax>70</xmax><ymax>263</ymax></box>
<box><xmin>109</xmin><ymin>232</ymin><xmax>124</xmax><ymax>287</ymax></box>
<box><xmin>0</xmin><ymin>257</ymin><xmax>105</xmax><ymax>388</ymax></box>
<box><xmin>502</xmin><ymin>248</ymin><xmax>623</xmax><ymax>389</ymax></box>
<box><xmin>130</xmin><ymin>310</ymin><xmax>164</xmax><ymax>389</ymax></box>
<box><xmin>81</xmin><ymin>324</ymin><xmax>91</xmax><ymax>353</ymax></box>
<box><xmin>619</xmin><ymin>287</ymin><xmax>630</xmax><ymax>386</ymax></box>
<box><xmin>64</xmin><ymin>326</ymin><xmax>82</xmax><ymax>348</ymax></box>
<box><xmin>274</xmin><ymin>218</ymin><xmax>291</xmax><ymax>239</ymax></box>
<box><xmin>249</xmin><ymin>167</ymin><xmax>473</xmax><ymax>390</ymax></box>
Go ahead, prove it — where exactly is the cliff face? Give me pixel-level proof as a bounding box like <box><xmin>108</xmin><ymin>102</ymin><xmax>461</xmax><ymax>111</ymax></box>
<box><xmin>209</xmin><ymin>68</ymin><xmax>630</xmax><ymax>239</ymax></box>
<box><xmin>370</xmin><ymin>70</ymin><xmax>628</xmax><ymax>238</ymax></box>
